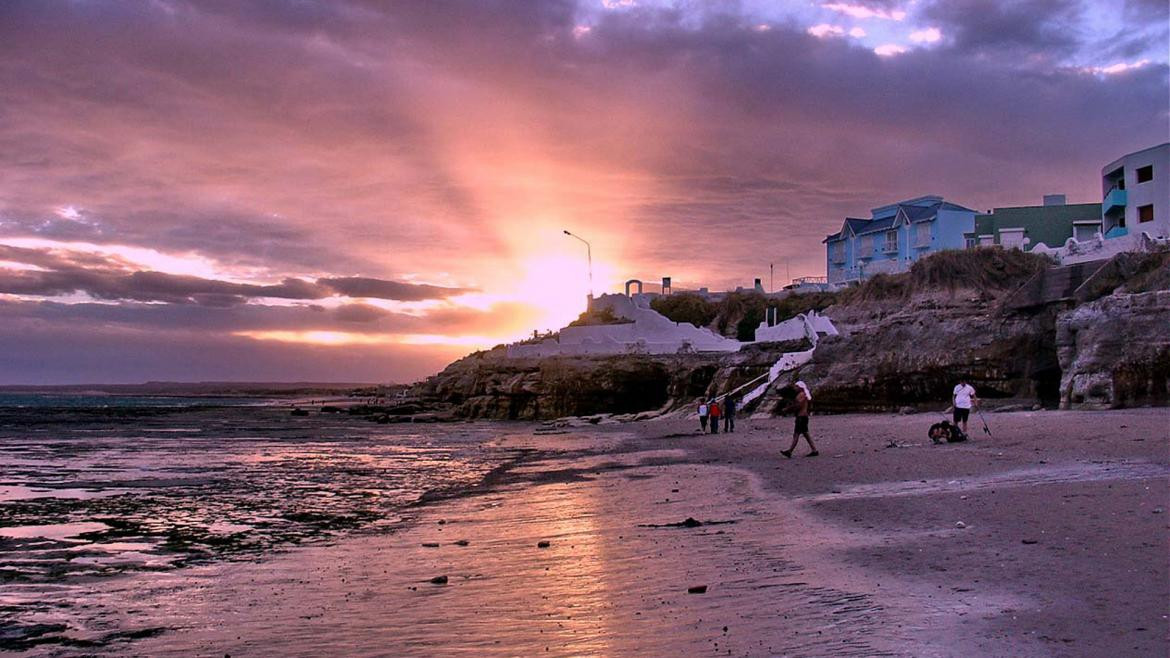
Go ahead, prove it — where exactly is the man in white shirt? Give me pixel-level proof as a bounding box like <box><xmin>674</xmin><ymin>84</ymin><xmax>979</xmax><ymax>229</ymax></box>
<box><xmin>952</xmin><ymin>379</ymin><xmax>978</xmax><ymax>435</ymax></box>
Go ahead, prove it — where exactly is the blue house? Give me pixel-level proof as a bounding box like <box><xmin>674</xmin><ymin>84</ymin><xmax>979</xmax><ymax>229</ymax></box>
<box><xmin>823</xmin><ymin>196</ymin><xmax>977</xmax><ymax>284</ymax></box>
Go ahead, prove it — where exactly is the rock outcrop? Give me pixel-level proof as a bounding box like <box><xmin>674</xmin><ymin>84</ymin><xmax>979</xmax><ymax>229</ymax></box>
<box><xmin>765</xmin><ymin>291</ymin><xmax>1063</xmax><ymax>413</ymax></box>
<box><xmin>1056</xmin><ymin>291</ymin><xmax>1170</xmax><ymax>409</ymax></box>
<box><xmin>414</xmin><ymin>342</ymin><xmax>797</xmax><ymax>420</ymax></box>
<box><xmin>413</xmin><ymin>249</ymin><xmax>1167</xmax><ymax>419</ymax></box>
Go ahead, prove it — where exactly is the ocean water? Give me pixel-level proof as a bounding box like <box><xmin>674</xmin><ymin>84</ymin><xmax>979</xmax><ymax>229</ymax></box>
<box><xmin>0</xmin><ymin>393</ymin><xmax>269</xmax><ymax>408</ymax></box>
<box><xmin>0</xmin><ymin>398</ymin><xmax>519</xmax><ymax>653</ymax></box>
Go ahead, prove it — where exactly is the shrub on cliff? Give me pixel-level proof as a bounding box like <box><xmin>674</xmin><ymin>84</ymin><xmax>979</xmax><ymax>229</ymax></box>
<box><xmin>651</xmin><ymin>293</ymin><xmax>718</xmax><ymax>328</ymax></box>
<box><xmin>567</xmin><ymin>306</ymin><xmax>633</xmax><ymax>327</ymax></box>
<box><xmin>841</xmin><ymin>247</ymin><xmax>1052</xmax><ymax>302</ymax></box>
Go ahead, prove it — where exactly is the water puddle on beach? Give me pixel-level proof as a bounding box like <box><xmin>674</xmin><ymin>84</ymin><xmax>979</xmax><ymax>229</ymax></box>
<box><xmin>0</xmin><ymin>405</ymin><xmax>516</xmax><ymax>653</ymax></box>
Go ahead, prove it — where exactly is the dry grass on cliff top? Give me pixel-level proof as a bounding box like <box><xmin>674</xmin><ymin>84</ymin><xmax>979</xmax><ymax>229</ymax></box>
<box><xmin>1120</xmin><ymin>249</ymin><xmax>1170</xmax><ymax>294</ymax></box>
<box><xmin>839</xmin><ymin>248</ymin><xmax>1051</xmax><ymax>303</ymax></box>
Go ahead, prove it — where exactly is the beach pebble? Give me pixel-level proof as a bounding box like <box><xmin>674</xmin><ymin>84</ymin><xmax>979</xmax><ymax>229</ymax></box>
<box><xmin>454</xmin><ymin>539</ymin><xmax>470</xmax><ymax>546</ymax></box>
<box><xmin>682</xmin><ymin>517</ymin><xmax>702</xmax><ymax>528</ymax></box>
<box><xmin>1153</xmin><ymin>508</ymin><xmax>1164</xmax><ymax>514</ymax></box>
<box><xmin>422</xmin><ymin>542</ymin><xmax>440</xmax><ymax>548</ymax></box>
<box><xmin>430</xmin><ymin>575</ymin><xmax>448</xmax><ymax>585</ymax></box>
<box><xmin>687</xmin><ymin>585</ymin><xmax>708</xmax><ymax>594</ymax></box>
<box><xmin>955</xmin><ymin>521</ymin><xmax>967</xmax><ymax>529</ymax></box>
<box><xmin>537</xmin><ymin>540</ymin><xmax>551</xmax><ymax>548</ymax></box>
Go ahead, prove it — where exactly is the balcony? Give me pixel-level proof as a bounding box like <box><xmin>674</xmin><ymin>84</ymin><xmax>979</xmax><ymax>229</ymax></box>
<box><xmin>1103</xmin><ymin>187</ymin><xmax>1126</xmax><ymax>215</ymax></box>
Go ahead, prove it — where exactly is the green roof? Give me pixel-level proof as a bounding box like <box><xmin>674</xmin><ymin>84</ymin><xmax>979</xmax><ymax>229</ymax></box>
<box><xmin>970</xmin><ymin>203</ymin><xmax>1102</xmax><ymax>249</ymax></box>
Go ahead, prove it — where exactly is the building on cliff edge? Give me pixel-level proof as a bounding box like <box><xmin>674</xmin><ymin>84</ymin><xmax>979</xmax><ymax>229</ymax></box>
<box><xmin>822</xmin><ymin>195</ymin><xmax>977</xmax><ymax>284</ymax></box>
<box><xmin>1030</xmin><ymin>143</ymin><xmax>1170</xmax><ymax>265</ymax></box>
<box><xmin>966</xmin><ymin>195</ymin><xmax>1103</xmax><ymax>252</ymax></box>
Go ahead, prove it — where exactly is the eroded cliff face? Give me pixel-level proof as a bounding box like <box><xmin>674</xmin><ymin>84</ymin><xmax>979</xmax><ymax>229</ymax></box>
<box><xmin>414</xmin><ymin>343</ymin><xmax>796</xmax><ymax>420</ymax></box>
<box><xmin>1056</xmin><ymin>291</ymin><xmax>1170</xmax><ymax>409</ymax></box>
<box><xmin>767</xmin><ymin>291</ymin><xmax>1062</xmax><ymax>413</ymax></box>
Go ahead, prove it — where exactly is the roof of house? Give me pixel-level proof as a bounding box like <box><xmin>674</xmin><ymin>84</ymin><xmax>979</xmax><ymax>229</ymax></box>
<box><xmin>854</xmin><ymin>215</ymin><xmax>899</xmax><ymax>236</ymax></box>
<box><xmin>825</xmin><ymin>196</ymin><xmax>976</xmax><ymax>242</ymax></box>
<box><xmin>823</xmin><ymin>217</ymin><xmax>870</xmax><ymax>243</ymax></box>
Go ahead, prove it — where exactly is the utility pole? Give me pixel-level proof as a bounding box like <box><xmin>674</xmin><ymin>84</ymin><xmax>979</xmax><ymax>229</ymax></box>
<box><xmin>769</xmin><ymin>263</ymin><xmax>774</xmax><ymax>293</ymax></box>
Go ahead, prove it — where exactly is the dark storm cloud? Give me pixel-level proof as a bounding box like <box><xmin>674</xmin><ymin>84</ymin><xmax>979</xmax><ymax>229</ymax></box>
<box><xmin>318</xmin><ymin>277</ymin><xmax>470</xmax><ymax>301</ymax></box>
<box><xmin>0</xmin><ymin>246</ymin><xmax>467</xmax><ymax>304</ymax></box>
<box><xmin>0</xmin><ymin>297</ymin><xmax>531</xmax><ymax>337</ymax></box>
<box><xmin>920</xmin><ymin>0</ymin><xmax>1083</xmax><ymax>60</ymax></box>
<box><xmin>0</xmin><ymin>269</ymin><xmax>326</xmax><ymax>305</ymax></box>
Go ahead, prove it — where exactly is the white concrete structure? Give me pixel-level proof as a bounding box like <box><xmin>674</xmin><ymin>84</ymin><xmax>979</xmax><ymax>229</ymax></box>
<box><xmin>738</xmin><ymin>311</ymin><xmax>836</xmax><ymax>408</ymax></box>
<box><xmin>753</xmin><ymin>309</ymin><xmax>838</xmax><ymax>343</ymax></box>
<box><xmin>506</xmin><ymin>293</ymin><xmax>839</xmax><ymax>363</ymax></box>
<box><xmin>506</xmin><ymin>293</ymin><xmax>741</xmax><ymax>357</ymax></box>
<box><xmin>1031</xmin><ymin>229</ymin><xmax>1169</xmax><ymax>265</ymax></box>
<box><xmin>1100</xmin><ymin>143</ymin><xmax>1169</xmax><ymax>241</ymax></box>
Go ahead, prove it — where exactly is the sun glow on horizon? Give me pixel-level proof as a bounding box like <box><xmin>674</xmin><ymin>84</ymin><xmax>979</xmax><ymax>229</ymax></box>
<box><xmin>233</xmin><ymin>330</ymin><xmax>497</xmax><ymax>348</ymax></box>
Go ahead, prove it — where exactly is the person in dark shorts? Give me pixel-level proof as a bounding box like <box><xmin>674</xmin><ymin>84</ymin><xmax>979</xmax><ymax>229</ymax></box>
<box><xmin>697</xmin><ymin>400</ymin><xmax>709</xmax><ymax>432</ymax></box>
<box><xmin>951</xmin><ymin>379</ymin><xmax>978</xmax><ymax>435</ymax></box>
<box><xmin>723</xmin><ymin>396</ymin><xmax>736</xmax><ymax>433</ymax></box>
<box><xmin>781</xmin><ymin>381</ymin><xmax>818</xmax><ymax>458</ymax></box>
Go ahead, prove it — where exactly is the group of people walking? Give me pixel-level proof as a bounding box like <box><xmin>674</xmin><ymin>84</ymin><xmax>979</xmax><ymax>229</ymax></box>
<box><xmin>694</xmin><ymin>377</ymin><xmax>980</xmax><ymax>460</ymax></box>
<box><xmin>696</xmin><ymin>396</ymin><xmax>736</xmax><ymax>434</ymax></box>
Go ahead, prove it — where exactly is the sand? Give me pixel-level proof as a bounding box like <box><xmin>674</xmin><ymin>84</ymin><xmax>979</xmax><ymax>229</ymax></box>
<box><xmin>79</xmin><ymin>407</ymin><xmax>1168</xmax><ymax>657</ymax></box>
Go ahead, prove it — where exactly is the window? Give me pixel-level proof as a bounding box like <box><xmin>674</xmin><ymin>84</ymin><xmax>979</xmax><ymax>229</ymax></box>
<box><xmin>1074</xmin><ymin>222</ymin><xmax>1100</xmax><ymax>242</ymax></box>
<box><xmin>884</xmin><ymin>230</ymin><xmax>898</xmax><ymax>253</ymax></box>
<box><xmin>1139</xmin><ymin>204</ymin><xmax>1154</xmax><ymax>223</ymax></box>
<box><xmin>915</xmin><ymin>223</ymin><xmax>931</xmax><ymax>247</ymax></box>
<box><xmin>999</xmin><ymin>228</ymin><xmax>1026</xmax><ymax>249</ymax></box>
<box><xmin>830</xmin><ymin>242</ymin><xmax>845</xmax><ymax>262</ymax></box>
<box><xmin>1137</xmin><ymin>165</ymin><xmax>1153</xmax><ymax>183</ymax></box>
<box><xmin>965</xmin><ymin>237</ymin><xmax>977</xmax><ymax>249</ymax></box>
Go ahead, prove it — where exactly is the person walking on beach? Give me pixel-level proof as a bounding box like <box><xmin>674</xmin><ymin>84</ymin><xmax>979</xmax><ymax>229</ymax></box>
<box><xmin>952</xmin><ymin>378</ymin><xmax>978</xmax><ymax>435</ymax></box>
<box><xmin>723</xmin><ymin>396</ymin><xmax>736</xmax><ymax>433</ymax></box>
<box><xmin>708</xmin><ymin>399</ymin><xmax>721</xmax><ymax>434</ymax></box>
<box><xmin>697</xmin><ymin>400</ymin><xmax>709</xmax><ymax>433</ymax></box>
<box><xmin>781</xmin><ymin>381</ymin><xmax>818</xmax><ymax>458</ymax></box>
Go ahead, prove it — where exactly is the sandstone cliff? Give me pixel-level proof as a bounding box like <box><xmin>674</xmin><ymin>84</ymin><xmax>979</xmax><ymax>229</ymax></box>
<box><xmin>765</xmin><ymin>292</ymin><xmax>1062</xmax><ymax>414</ymax></box>
<box><xmin>773</xmin><ymin>249</ymin><xmax>1169</xmax><ymax>413</ymax></box>
<box><xmin>1056</xmin><ymin>290</ymin><xmax>1170</xmax><ymax>409</ymax></box>
<box><xmin>414</xmin><ymin>341</ymin><xmax>804</xmax><ymax>420</ymax></box>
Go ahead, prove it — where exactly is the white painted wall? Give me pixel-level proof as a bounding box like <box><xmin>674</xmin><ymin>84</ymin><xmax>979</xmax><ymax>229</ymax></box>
<box><xmin>506</xmin><ymin>293</ymin><xmax>741</xmax><ymax>358</ymax></box>
<box><xmin>1031</xmin><ymin>230</ymin><xmax>1169</xmax><ymax>265</ymax></box>
<box><xmin>505</xmin><ymin>294</ymin><xmax>840</xmax><ymax>361</ymax></box>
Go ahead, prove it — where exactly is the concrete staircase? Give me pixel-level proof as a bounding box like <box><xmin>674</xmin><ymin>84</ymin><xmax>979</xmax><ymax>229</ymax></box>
<box><xmin>1004</xmin><ymin>259</ymin><xmax>1108</xmax><ymax>310</ymax></box>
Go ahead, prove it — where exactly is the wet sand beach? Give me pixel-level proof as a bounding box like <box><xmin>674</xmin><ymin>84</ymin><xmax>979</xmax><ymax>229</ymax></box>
<box><xmin>2</xmin><ymin>407</ymin><xmax>1168</xmax><ymax>656</ymax></box>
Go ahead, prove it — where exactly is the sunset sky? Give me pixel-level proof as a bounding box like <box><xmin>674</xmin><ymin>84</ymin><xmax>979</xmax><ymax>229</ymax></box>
<box><xmin>1</xmin><ymin>0</ymin><xmax>1167</xmax><ymax>384</ymax></box>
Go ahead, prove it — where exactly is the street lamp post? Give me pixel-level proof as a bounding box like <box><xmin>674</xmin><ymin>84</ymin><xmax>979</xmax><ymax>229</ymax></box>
<box><xmin>563</xmin><ymin>229</ymin><xmax>593</xmax><ymax>306</ymax></box>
